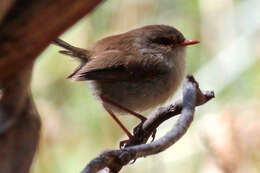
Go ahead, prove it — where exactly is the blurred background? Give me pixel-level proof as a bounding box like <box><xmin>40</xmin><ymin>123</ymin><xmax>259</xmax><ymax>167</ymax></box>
<box><xmin>31</xmin><ymin>0</ymin><xmax>260</xmax><ymax>172</ymax></box>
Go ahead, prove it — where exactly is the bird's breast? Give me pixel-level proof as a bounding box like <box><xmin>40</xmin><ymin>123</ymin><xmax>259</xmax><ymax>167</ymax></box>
<box><xmin>91</xmin><ymin>47</ymin><xmax>186</xmax><ymax>115</ymax></box>
<box><xmin>90</xmin><ymin>69</ymin><xmax>184</xmax><ymax>115</ymax></box>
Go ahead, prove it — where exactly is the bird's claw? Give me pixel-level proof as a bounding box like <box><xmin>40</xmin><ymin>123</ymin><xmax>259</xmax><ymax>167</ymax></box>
<box><xmin>119</xmin><ymin>119</ymin><xmax>157</xmax><ymax>149</ymax></box>
<box><xmin>133</xmin><ymin>118</ymin><xmax>146</xmax><ymax>135</ymax></box>
<box><xmin>151</xmin><ymin>129</ymin><xmax>157</xmax><ymax>142</ymax></box>
<box><xmin>133</xmin><ymin>119</ymin><xmax>157</xmax><ymax>142</ymax></box>
<box><xmin>119</xmin><ymin>139</ymin><xmax>129</xmax><ymax>149</ymax></box>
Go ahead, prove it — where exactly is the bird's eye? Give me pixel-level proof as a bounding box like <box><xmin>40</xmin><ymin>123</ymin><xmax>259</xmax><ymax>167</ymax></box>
<box><xmin>153</xmin><ymin>37</ymin><xmax>173</xmax><ymax>46</ymax></box>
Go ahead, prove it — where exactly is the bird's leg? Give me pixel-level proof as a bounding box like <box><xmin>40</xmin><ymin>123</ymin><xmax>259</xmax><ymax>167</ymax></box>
<box><xmin>103</xmin><ymin>105</ymin><xmax>133</xmax><ymax>139</ymax></box>
<box><xmin>101</xmin><ymin>96</ymin><xmax>157</xmax><ymax>147</ymax></box>
<box><xmin>100</xmin><ymin>95</ymin><xmax>146</xmax><ymax>122</ymax></box>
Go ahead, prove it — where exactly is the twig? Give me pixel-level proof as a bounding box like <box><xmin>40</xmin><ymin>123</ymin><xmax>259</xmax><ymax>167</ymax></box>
<box><xmin>81</xmin><ymin>75</ymin><xmax>214</xmax><ymax>173</ymax></box>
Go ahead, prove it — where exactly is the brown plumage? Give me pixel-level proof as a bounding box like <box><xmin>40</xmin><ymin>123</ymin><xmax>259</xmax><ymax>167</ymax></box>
<box><xmin>54</xmin><ymin>25</ymin><xmax>199</xmax><ymax>140</ymax></box>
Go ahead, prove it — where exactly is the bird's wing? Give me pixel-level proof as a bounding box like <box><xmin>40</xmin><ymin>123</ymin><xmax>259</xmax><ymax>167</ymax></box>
<box><xmin>68</xmin><ymin>50</ymin><xmax>169</xmax><ymax>81</ymax></box>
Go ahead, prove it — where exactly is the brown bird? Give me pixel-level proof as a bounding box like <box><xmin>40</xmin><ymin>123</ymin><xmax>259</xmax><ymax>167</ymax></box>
<box><xmin>53</xmin><ymin>25</ymin><xmax>199</xmax><ymax>146</ymax></box>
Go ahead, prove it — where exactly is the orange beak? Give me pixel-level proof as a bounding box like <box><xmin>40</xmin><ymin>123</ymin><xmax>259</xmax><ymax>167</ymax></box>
<box><xmin>182</xmin><ymin>40</ymin><xmax>200</xmax><ymax>46</ymax></box>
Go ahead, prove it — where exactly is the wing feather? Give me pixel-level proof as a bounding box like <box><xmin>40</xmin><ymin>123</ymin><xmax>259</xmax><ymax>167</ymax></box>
<box><xmin>68</xmin><ymin>50</ymin><xmax>169</xmax><ymax>81</ymax></box>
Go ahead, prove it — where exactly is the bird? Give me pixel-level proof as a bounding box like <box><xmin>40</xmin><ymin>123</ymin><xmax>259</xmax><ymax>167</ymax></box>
<box><xmin>53</xmin><ymin>25</ymin><xmax>199</xmax><ymax>146</ymax></box>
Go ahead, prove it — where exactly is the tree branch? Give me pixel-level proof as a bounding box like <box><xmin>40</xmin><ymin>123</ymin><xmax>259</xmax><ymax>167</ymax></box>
<box><xmin>81</xmin><ymin>75</ymin><xmax>214</xmax><ymax>173</ymax></box>
<box><xmin>0</xmin><ymin>1</ymin><xmax>103</xmax><ymax>173</ymax></box>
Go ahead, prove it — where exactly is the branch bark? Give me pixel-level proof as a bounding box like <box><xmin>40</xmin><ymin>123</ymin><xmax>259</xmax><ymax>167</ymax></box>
<box><xmin>81</xmin><ymin>75</ymin><xmax>214</xmax><ymax>173</ymax></box>
<box><xmin>0</xmin><ymin>1</ymin><xmax>103</xmax><ymax>173</ymax></box>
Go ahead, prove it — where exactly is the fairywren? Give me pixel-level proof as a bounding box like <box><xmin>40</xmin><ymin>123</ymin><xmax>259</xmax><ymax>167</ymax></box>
<box><xmin>54</xmin><ymin>25</ymin><xmax>199</xmax><ymax>140</ymax></box>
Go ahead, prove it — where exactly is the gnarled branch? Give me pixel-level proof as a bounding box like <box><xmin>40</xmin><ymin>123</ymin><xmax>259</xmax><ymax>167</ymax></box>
<box><xmin>81</xmin><ymin>75</ymin><xmax>214</xmax><ymax>173</ymax></box>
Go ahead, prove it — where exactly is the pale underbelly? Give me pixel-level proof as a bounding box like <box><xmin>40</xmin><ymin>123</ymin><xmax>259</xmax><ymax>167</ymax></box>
<box><xmin>90</xmin><ymin>74</ymin><xmax>182</xmax><ymax>115</ymax></box>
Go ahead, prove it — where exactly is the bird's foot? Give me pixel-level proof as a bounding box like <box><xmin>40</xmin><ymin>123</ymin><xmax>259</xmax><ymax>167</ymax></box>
<box><xmin>119</xmin><ymin>139</ymin><xmax>129</xmax><ymax>149</ymax></box>
<box><xmin>151</xmin><ymin>129</ymin><xmax>157</xmax><ymax>142</ymax></box>
<box><xmin>133</xmin><ymin>119</ymin><xmax>157</xmax><ymax>142</ymax></box>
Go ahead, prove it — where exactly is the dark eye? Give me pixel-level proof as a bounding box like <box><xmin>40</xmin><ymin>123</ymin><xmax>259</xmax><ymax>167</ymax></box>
<box><xmin>153</xmin><ymin>37</ymin><xmax>173</xmax><ymax>46</ymax></box>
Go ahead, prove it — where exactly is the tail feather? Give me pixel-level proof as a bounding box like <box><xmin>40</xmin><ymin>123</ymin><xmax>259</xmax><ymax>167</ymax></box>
<box><xmin>53</xmin><ymin>38</ymin><xmax>90</xmax><ymax>80</ymax></box>
<box><xmin>59</xmin><ymin>50</ymin><xmax>74</xmax><ymax>57</ymax></box>
<box><xmin>53</xmin><ymin>38</ymin><xmax>90</xmax><ymax>63</ymax></box>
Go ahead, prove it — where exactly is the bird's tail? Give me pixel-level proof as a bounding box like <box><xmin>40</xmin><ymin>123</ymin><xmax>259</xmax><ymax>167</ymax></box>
<box><xmin>53</xmin><ymin>38</ymin><xmax>90</xmax><ymax>63</ymax></box>
<box><xmin>53</xmin><ymin>38</ymin><xmax>90</xmax><ymax>79</ymax></box>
